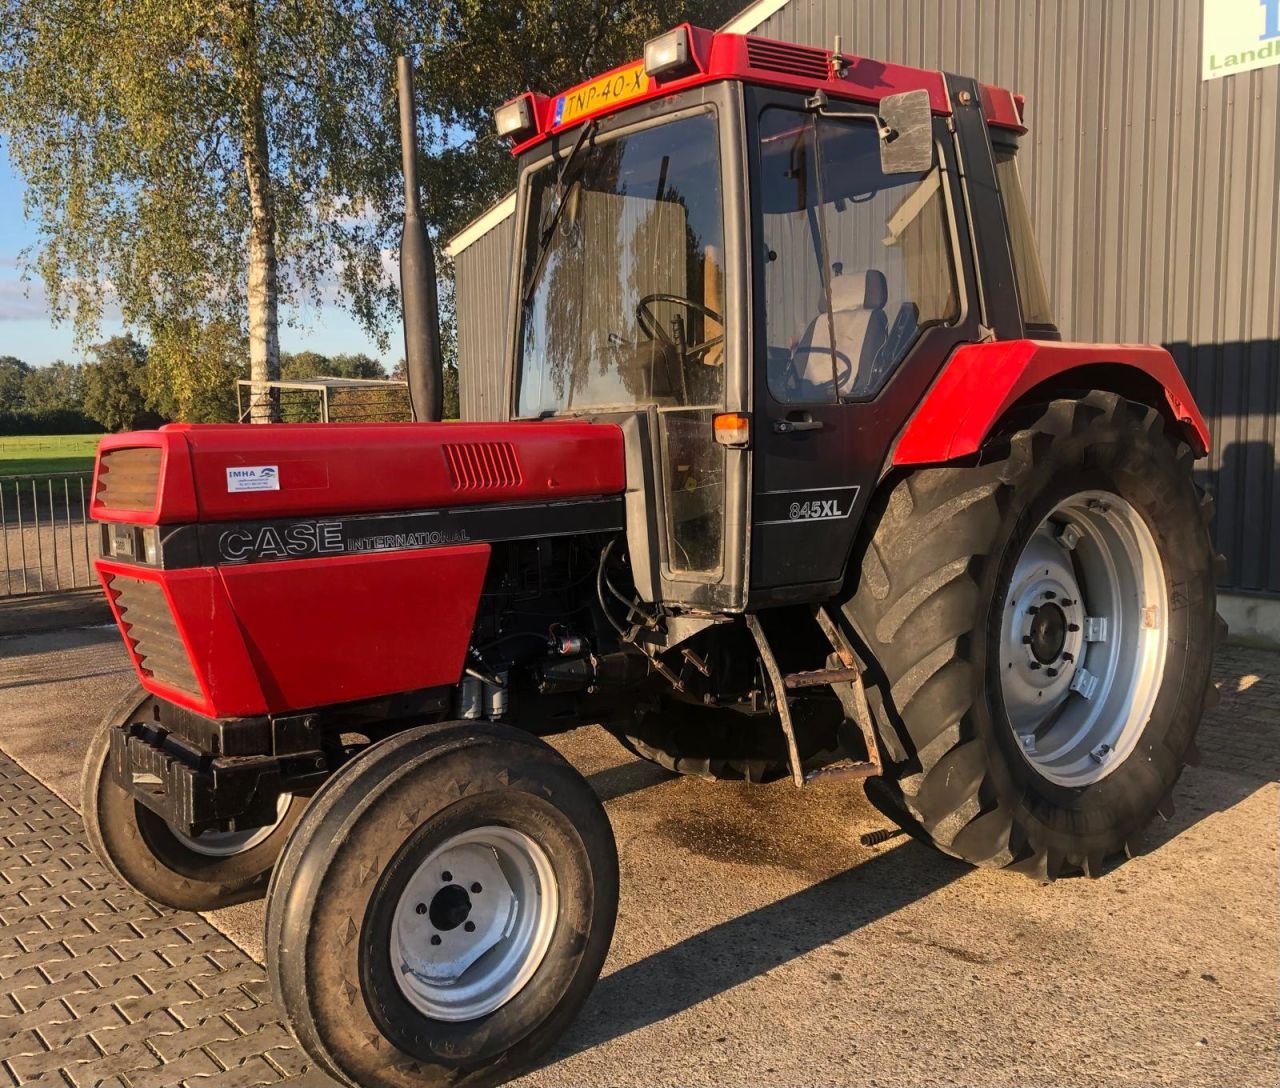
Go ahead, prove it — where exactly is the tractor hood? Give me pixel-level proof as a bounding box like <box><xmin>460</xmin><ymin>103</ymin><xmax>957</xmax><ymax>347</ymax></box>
<box><xmin>91</xmin><ymin>420</ymin><xmax>625</xmax><ymax>525</ymax></box>
<box><xmin>89</xmin><ymin>420</ymin><xmax>626</xmax><ymax>720</ymax></box>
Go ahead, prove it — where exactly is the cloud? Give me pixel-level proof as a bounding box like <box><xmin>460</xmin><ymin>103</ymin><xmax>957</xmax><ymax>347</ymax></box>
<box><xmin>0</xmin><ymin>272</ymin><xmax>51</xmax><ymax>321</ymax></box>
<box><xmin>0</xmin><ymin>256</ymin><xmax>125</xmax><ymax>325</ymax></box>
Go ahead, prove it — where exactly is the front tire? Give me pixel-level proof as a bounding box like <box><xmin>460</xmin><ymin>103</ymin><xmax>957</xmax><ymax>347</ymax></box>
<box><xmin>81</xmin><ymin>685</ymin><xmax>305</xmax><ymax>910</ymax></box>
<box><xmin>266</xmin><ymin>721</ymin><xmax>618</xmax><ymax>1088</ymax></box>
<box><xmin>844</xmin><ymin>392</ymin><xmax>1217</xmax><ymax>877</ymax></box>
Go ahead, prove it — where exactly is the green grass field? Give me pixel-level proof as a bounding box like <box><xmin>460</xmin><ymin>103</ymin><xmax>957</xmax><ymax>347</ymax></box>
<box><xmin>0</xmin><ymin>434</ymin><xmax>102</xmax><ymax>477</ymax></box>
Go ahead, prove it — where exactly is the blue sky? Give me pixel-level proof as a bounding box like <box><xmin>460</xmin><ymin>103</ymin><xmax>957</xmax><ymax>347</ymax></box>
<box><xmin>0</xmin><ymin>151</ymin><xmax>397</xmax><ymax>369</ymax></box>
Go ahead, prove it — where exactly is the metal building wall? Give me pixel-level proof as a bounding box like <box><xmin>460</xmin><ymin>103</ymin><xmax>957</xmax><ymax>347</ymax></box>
<box><xmin>750</xmin><ymin>0</ymin><xmax>1280</xmax><ymax>596</ymax></box>
<box><xmin>452</xmin><ymin>214</ymin><xmax>514</xmax><ymax>422</ymax></box>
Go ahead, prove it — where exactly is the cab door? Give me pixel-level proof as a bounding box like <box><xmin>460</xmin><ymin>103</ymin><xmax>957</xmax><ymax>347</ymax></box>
<box><xmin>746</xmin><ymin>91</ymin><xmax>980</xmax><ymax>603</ymax></box>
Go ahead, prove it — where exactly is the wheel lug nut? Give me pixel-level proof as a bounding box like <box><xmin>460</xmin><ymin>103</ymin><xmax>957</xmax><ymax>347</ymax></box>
<box><xmin>1067</xmin><ymin>623</ymin><xmax>1080</xmax><ymax>633</ymax></box>
<box><xmin>441</xmin><ymin>871</ymin><xmax>452</xmax><ymax>882</ymax></box>
<box><xmin>1022</xmin><ymin>635</ymin><xmax>1032</xmax><ymax>645</ymax></box>
<box><xmin>430</xmin><ymin>934</ymin><xmax>442</xmax><ymax>946</ymax></box>
<box><xmin>464</xmin><ymin>921</ymin><xmax>476</xmax><ymax>933</ymax></box>
<box><xmin>1060</xmin><ymin>599</ymin><xmax>1075</xmax><ymax>608</ymax></box>
<box><xmin>1062</xmin><ymin>652</ymin><xmax>1074</xmax><ymax>663</ymax></box>
<box><xmin>470</xmin><ymin>882</ymin><xmax>482</xmax><ymax>893</ymax></box>
<box><xmin>1043</xmin><ymin>590</ymin><xmax>1056</xmax><ymax>599</ymax></box>
<box><xmin>1046</xmin><ymin>668</ymin><xmax>1059</xmax><ymax>678</ymax></box>
<box><xmin>1028</xmin><ymin>605</ymin><xmax>1040</xmax><ymax>615</ymax></box>
<box><xmin>415</xmin><ymin>903</ymin><xmax>427</xmax><ymax>915</ymax></box>
<box><xmin>1028</xmin><ymin>661</ymin><xmax>1041</xmax><ymax>671</ymax></box>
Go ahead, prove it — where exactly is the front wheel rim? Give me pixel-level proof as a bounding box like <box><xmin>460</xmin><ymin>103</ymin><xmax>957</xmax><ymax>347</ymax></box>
<box><xmin>169</xmin><ymin>792</ymin><xmax>293</xmax><ymax>857</ymax></box>
<box><xmin>999</xmin><ymin>490</ymin><xmax>1168</xmax><ymax>787</ymax></box>
<box><xmin>390</xmin><ymin>825</ymin><xmax>559</xmax><ymax>1022</ymax></box>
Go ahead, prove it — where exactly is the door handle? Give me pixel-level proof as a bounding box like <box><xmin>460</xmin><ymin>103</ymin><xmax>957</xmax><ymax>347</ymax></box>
<box><xmin>772</xmin><ymin>412</ymin><xmax>824</xmax><ymax>434</ymax></box>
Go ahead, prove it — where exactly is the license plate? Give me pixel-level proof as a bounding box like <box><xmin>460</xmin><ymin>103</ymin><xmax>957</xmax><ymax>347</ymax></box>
<box><xmin>553</xmin><ymin>61</ymin><xmax>651</xmax><ymax>127</ymax></box>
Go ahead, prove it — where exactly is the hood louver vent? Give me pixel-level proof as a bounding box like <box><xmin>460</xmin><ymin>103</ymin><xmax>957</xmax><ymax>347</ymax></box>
<box><xmin>96</xmin><ymin>447</ymin><xmax>162</xmax><ymax>513</ymax></box>
<box><xmin>443</xmin><ymin>442</ymin><xmax>523</xmax><ymax>491</ymax></box>
<box><xmin>746</xmin><ymin>38</ymin><xmax>832</xmax><ymax>82</ymax></box>
<box><xmin>107</xmin><ymin>574</ymin><xmax>200</xmax><ymax>696</ymax></box>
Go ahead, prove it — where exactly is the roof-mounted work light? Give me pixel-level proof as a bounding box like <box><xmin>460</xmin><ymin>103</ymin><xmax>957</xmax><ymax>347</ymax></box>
<box><xmin>644</xmin><ymin>26</ymin><xmax>698</xmax><ymax>80</ymax></box>
<box><xmin>495</xmin><ymin>94</ymin><xmax>538</xmax><ymax>141</ymax></box>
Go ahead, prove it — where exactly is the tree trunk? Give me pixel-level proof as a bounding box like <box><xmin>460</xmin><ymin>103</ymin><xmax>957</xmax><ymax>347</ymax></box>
<box><xmin>238</xmin><ymin>6</ymin><xmax>279</xmax><ymax>423</ymax></box>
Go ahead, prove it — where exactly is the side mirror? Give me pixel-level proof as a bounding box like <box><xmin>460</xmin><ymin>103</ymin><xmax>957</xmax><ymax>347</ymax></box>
<box><xmin>878</xmin><ymin>89</ymin><xmax>934</xmax><ymax>174</ymax></box>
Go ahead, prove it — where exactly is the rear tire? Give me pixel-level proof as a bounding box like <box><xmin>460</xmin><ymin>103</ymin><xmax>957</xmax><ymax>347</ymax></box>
<box><xmin>266</xmin><ymin>721</ymin><xmax>618</xmax><ymax>1088</ymax></box>
<box><xmin>843</xmin><ymin>392</ymin><xmax>1217</xmax><ymax>877</ymax></box>
<box><xmin>612</xmin><ymin>700</ymin><xmax>786</xmax><ymax>783</ymax></box>
<box><xmin>81</xmin><ymin>685</ymin><xmax>305</xmax><ymax>910</ymax></box>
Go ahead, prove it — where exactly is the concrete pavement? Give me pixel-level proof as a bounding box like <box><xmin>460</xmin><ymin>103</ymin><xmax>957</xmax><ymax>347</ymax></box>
<box><xmin>0</xmin><ymin>622</ymin><xmax>1276</xmax><ymax>1087</ymax></box>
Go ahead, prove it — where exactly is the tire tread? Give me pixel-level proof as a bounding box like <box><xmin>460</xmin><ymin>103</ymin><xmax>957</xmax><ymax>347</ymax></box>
<box><xmin>843</xmin><ymin>391</ymin><xmax>1215</xmax><ymax>876</ymax></box>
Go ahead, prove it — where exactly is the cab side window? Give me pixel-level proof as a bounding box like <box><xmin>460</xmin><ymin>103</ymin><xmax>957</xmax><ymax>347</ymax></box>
<box><xmin>759</xmin><ymin>108</ymin><xmax>959</xmax><ymax>404</ymax></box>
<box><xmin>993</xmin><ymin>148</ymin><xmax>1054</xmax><ymax>326</ymax></box>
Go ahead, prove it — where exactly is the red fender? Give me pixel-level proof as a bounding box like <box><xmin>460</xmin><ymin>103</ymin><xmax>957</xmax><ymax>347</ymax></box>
<box><xmin>892</xmin><ymin>340</ymin><xmax>1210</xmax><ymax>466</ymax></box>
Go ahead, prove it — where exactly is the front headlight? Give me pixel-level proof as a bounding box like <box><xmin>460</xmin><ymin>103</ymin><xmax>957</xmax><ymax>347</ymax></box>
<box><xmin>644</xmin><ymin>27</ymin><xmax>698</xmax><ymax>80</ymax></box>
<box><xmin>103</xmin><ymin>522</ymin><xmax>161</xmax><ymax>566</ymax></box>
<box><xmin>495</xmin><ymin>94</ymin><xmax>537</xmax><ymax>141</ymax></box>
<box><xmin>140</xmin><ymin>526</ymin><xmax>159</xmax><ymax>566</ymax></box>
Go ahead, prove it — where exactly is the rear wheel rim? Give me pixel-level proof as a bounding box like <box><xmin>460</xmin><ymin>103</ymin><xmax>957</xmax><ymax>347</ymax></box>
<box><xmin>390</xmin><ymin>825</ymin><xmax>559</xmax><ymax>1022</ymax></box>
<box><xmin>999</xmin><ymin>490</ymin><xmax>1168</xmax><ymax>787</ymax></box>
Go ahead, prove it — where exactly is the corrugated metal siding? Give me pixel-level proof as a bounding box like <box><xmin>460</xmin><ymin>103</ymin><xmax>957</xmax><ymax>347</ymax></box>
<box><xmin>750</xmin><ymin>0</ymin><xmax>1280</xmax><ymax>595</ymax></box>
<box><xmin>452</xmin><ymin>0</ymin><xmax>1280</xmax><ymax>593</ymax></box>
<box><xmin>453</xmin><ymin>215</ymin><xmax>514</xmax><ymax>421</ymax></box>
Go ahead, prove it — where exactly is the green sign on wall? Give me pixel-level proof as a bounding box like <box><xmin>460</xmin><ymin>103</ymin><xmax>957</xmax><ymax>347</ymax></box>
<box><xmin>1203</xmin><ymin>0</ymin><xmax>1280</xmax><ymax>79</ymax></box>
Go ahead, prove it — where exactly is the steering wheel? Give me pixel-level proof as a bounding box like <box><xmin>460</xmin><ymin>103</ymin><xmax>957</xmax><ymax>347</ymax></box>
<box><xmin>636</xmin><ymin>293</ymin><xmax>724</xmax><ymax>363</ymax></box>
<box><xmin>784</xmin><ymin>346</ymin><xmax>853</xmax><ymax>401</ymax></box>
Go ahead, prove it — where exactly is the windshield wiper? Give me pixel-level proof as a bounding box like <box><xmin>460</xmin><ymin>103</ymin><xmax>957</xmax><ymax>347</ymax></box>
<box><xmin>522</xmin><ymin>119</ymin><xmax>598</xmax><ymax>308</ymax></box>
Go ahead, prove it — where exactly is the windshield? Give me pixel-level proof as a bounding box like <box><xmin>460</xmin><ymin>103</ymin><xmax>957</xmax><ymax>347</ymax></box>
<box><xmin>516</xmin><ymin>111</ymin><xmax>726</xmax><ymax>417</ymax></box>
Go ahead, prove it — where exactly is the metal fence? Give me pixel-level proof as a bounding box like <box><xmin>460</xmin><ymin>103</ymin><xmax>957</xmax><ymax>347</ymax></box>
<box><xmin>236</xmin><ymin>379</ymin><xmax>413</xmax><ymax>423</ymax></box>
<box><xmin>0</xmin><ymin>472</ymin><xmax>97</xmax><ymax>598</ymax></box>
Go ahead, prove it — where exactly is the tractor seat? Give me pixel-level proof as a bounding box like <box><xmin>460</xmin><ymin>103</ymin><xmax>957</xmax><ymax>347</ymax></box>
<box><xmin>790</xmin><ymin>270</ymin><xmax>888</xmax><ymax>400</ymax></box>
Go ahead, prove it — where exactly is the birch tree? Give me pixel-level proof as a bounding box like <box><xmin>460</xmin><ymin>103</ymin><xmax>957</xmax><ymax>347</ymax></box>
<box><xmin>0</xmin><ymin>0</ymin><xmax>403</xmax><ymax>421</ymax></box>
<box><xmin>0</xmin><ymin>0</ymin><xmax>735</xmax><ymax>423</ymax></box>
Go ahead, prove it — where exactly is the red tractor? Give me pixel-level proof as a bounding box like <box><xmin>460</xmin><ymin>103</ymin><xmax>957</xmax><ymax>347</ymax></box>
<box><xmin>83</xmin><ymin>25</ymin><xmax>1219</xmax><ymax>1088</ymax></box>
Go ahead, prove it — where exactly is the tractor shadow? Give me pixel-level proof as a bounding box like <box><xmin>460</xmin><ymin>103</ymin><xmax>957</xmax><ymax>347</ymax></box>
<box><xmin>585</xmin><ymin>757</ymin><xmax>671</xmax><ymax>804</ymax></box>
<box><xmin>1139</xmin><ymin>641</ymin><xmax>1280</xmax><ymax>852</ymax></box>
<box><xmin>547</xmin><ymin>777</ymin><xmax>1268</xmax><ymax>1067</ymax></box>
<box><xmin>547</xmin><ymin>838</ymin><xmax>965</xmax><ymax>1061</ymax></box>
<box><xmin>544</xmin><ymin>644</ymin><xmax>1278</xmax><ymax>1064</ymax></box>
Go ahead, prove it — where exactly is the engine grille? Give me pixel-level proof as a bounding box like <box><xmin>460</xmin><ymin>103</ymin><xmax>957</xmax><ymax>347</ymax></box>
<box><xmin>96</xmin><ymin>447</ymin><xmax>162</xmax><ymax>512</ymax></box>
<box><xmin>443</xmin><ymin>442</ymin><xmax>523</xmax><ymax>491</ymax></box>
<box><xmin>745</xmin><ymin>38</ymin><xmax>833</xmax><ymax>82</ymax></box>
<box><xmin>106</xmin><ymin>574</ymin><xmax>200</xmax><ymax>696</ymax></box>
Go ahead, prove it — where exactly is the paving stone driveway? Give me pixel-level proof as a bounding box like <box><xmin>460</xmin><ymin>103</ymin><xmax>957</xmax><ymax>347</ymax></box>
<box><xmin>0</xmin><ymin>754</ymin><xmax>329</xmax><ymax>1088</ymax></box>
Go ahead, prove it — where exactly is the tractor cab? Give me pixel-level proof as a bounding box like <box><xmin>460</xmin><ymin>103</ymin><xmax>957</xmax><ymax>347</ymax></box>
<box><xmin>497</xmin><ymin>25</ymin><xmax>1050</xmax><ymax>613</ymax></box>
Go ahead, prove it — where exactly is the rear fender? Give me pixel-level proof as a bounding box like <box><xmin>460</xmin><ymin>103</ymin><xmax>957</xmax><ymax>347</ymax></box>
<box><xmin>891</xmin><ymin>340</ymin><xmax>1210</xmax><ymax>466</ymax></box>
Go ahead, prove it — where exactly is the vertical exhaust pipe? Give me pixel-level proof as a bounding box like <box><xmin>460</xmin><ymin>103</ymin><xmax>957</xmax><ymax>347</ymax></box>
<box><xmin>397</xmin><ymin>55</ymin><xmax>443</xmax><ymax>422</ymax></box>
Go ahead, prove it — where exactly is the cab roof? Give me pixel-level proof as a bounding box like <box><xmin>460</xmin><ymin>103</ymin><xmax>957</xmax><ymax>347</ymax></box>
<box><xmin>507</xmin><ymin>24</ymin><xmax>1025</xmax><ymax>155</ymax></box>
